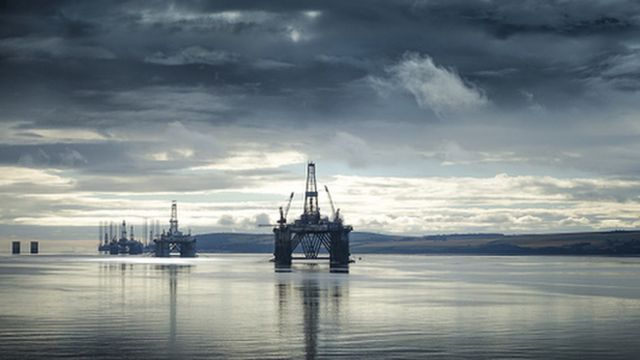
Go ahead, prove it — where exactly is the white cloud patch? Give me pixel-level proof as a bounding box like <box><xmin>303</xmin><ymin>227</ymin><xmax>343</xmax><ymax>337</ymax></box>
<box><xmin>191</xmin><ymin>150</ymin><xmax>306</xmax><ymax>171</ymax></box>
<box><xmin>286</xmin><ymin>26</ymin><xmax>310</xmax><ymax>42</ymax></box>
<box><xmin>328</xmin><ymin>131</ymin><xmax>373</xmax><ymax>168</ymax></box>
<box><xmin>371</xmin><ymin>52</ymin><xmax>488</xmax><ymax>115</ymax></box>
<box><xmin>3</xmin><ymin>165</ymin><xmax>640</xmax><ymax>236</ymax></box>
<box><xmin>325</xmin><ymin>174</ymin><xmax>640</xmax><ymax>234</ymax></box>
<box><xmin>423</xmin><ymin>140</ymin><xmax>527</xmax><ymax>166</ymax></box>
<box><xmin>0</xmin><ymin>167</ymin><xmax>73</xmax><ymax>188</ymax></box>
<box><xmin>133</xmin><ymin>7</ymin><xmax>315</xmax><ymax>44</ymax></box>
<box><xmin>303</xmin><ymin>11</ymin><xmax>322</xmax><ymax>19</ymax></box>
<box><xmin>0</xmin><ymin>124</ymin><xmax>108</xmax><ymax>146</ymax></box>
<box><xmin>214</xmin><ymin>212</ymin><xmax>275</xmax><ymax>231</ymax></box>
<box><xmin>136</xmin><ymin>8</ymin><xmax>274</xmax><ymax>27</ymax></box>
<box><xmin>217</xmin><ymin>214</ymin><xmax>235</xmax><ymax>226</ymax></box>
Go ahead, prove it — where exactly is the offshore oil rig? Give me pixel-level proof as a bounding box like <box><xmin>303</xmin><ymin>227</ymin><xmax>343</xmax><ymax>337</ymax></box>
<box><xmin>272</xmin><ymin>162</ymin><xmax>353</xmax><ymax>273</ymax></box>
<box><xmin>97</xmin><ymin>201</ymin><xmax>195</xmax><ymax>257</ymax></box>
<box><xmin>98</xmin><ymin>220</ymin><xmax>146</xmax><ymax>255</ymax></box>
<box><xmin>154</xmin><ymin>201</ymin><xmax>196</xmax><ymax>257</ymax></box>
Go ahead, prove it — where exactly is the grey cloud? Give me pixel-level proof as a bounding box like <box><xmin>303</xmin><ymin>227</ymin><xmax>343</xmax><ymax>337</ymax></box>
<box><xmin>0</xmin><ymin>36</ymin><xmax>115</xmax><ymax>60</ymax></box>
<box><xmin>1</xmin><ymin>0</ymin><xmax>640</xmax><ymax>234</ymax></box>
<box><xmin>586</xmin><ymin>49</ymin><xmax>640</xmax><ymax>91</ymax></box>
<box><xmin>194</xmin><ymin>212</ymin><xmax>272</xmax><ymax>231</ymax></box>
<box><xmin>371</xmin><ymin>52</ymin><xmax>488</xmax><ymax>116</ymax></box>
<box><xmin>326</xmin><ymin>131</ymin><xmax>373</xmax><ymax>168</ymax></box>
<box><xmin>74</xmin><ymin>173</ymin><xmax>240</xmax><ymax>193</ymax></box>
<box><xmin>145</xmin><ymin>46</ymin><xmax>238</xmax><ymax>66</ymax></box>
<box><xmin>410</xmin><ymin>0</ymin><xmax>640</xmax><ymax>37</ymax></box>
<box><xmin>217</xmin><ymin>214</ymin><xmax>235</xmax><ymax>226</ymax></box>
<box><xmin>252</xmin><ymin>213</ymin><xmax>271</xmax><ymax>226</ymax></box>
<box><xmin>251</xmin><ymin>58</ymin><xmax>295</xmax><ymax>70</ymax></box>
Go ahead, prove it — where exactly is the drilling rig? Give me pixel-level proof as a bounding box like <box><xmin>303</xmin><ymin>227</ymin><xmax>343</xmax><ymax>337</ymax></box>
<box><xmin>273</xmin><ymin>162</ymin><xmax>352</xmax><ymax>273</ymax></box>
<box><xmin>154</xmin><ymin>201</ymin><xmax>196</xmax><ymax>257</ymax></box>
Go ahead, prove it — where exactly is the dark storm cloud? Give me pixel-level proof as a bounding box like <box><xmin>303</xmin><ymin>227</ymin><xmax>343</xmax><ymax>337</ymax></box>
<box><xmin>1</xmin><ymin>0</ymin><xmax>638</xmax><ymax>117</ymax></box>
<box><xmin>1</xmin><ymin>0</ymin><xmax>640</xmax><ymax>180</ymax></box>
<box><xmin>4</xmin><ymin>0</ymin><xmax>640</xmax><ymax>235</ymax></box>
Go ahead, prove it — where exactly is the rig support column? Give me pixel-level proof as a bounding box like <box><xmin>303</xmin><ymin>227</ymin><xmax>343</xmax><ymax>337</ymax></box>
<box><xmin>30</xmin><ymin>241</ymin><xmax>39</xmax><ymax>254</ymax></box>
<box><xmin>179</xmin><ymin>239</ymin><xmax>197</xmax><ymax>257</ymax></box>
<box><xmin>274</xmin><ymin>227</ymin><xmax>292</xmax><ymax>271</ymax></box>
<box><xmin>109</xmin><ymin>242</ymin><xmax>119</xmax><ymax>255</ymax></box>
<box><xmin>12</xmin><ymin>241</ymin><xmax>20</xmax><ymax>255</ymax></box>
<box><xmin>329</xmin><ymin>229</ymin><xmax>350</xmax><ymax>273</ymax></box>
<box><xmin>155</xmin><ymin>241</ymin><xmax>171</xmax><ymax>257</ymax></box>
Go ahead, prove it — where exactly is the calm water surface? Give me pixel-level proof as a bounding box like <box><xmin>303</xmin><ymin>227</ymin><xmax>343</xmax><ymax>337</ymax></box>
<box><xmin>1</xmin><ymin>253</ymin><xmax>640</xmax><ymax>359</ymax></box>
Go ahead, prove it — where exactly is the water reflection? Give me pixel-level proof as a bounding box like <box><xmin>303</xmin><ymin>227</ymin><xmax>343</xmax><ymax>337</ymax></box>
<box><xmin>97</xmin><ymin>262</ymin><xmax>191</xmax><ymax>356</ymax></box>
<box><xmin>276</xmin><ymin>265</ymin><xmax>348</xmax><ymax>359</ymax></box>
<box><xmin>3</xmin><ymin>255</ymin><xmax>640</xmax><ymax>359</ymax></box>
<box><xmin>167</xmin><ymin>266</ymin><xmax>178</xmax><ymax>350</ymax></box>
<box><xmin>158</xmin><ymin>264</ymin><xmax>191</xmax><ymax>356</ymax></box>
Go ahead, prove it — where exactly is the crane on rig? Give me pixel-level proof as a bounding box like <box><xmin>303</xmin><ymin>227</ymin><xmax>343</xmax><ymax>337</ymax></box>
<box><xmin>324</xmin><ymin>185</ymin><xmax>340</xmax><ymax>222</ymax></box>
<box><xmin>278</xmin><ymin>192</ymin><xmax>295</xmax><ymax>225</ymax></box>
<box><xmin>259</xmin><ymin>192</ymin><xmax>295</xmax><ymax>227</ymax></box>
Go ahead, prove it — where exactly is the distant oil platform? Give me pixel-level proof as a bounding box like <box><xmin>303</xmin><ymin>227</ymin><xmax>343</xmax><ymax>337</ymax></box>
<box><xmin>98</xmin><ymin>219</ymin><xmax>145</xmax><ymax>255</ymax></box>
<box><xmin>268</xmin><ymin>162</ymin><xmax>353</xmax><ymax>273</ymax></box>
<box><xmin>154</xmin><ymin>201</ymin><xmax>196</xmax><ymax>257</ymax></box>
<box><xmin>98</xmin><ymin>201</ymin><xmax>196</xmax><ymax>257</ymax></box>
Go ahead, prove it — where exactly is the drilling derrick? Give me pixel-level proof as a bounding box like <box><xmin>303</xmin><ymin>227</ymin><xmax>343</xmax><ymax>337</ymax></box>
<box><xmin>98</xmin><ymin>222</ymin><xmax>111</xmax><ymax>252</ymax></box>
<box><xmin>169</xmin><ymin>201</ymin><xmax>178</xmax><ymax>235</ymax></box>
<box><xmin>302</xmin><ymin>163</ymin><xmax>320</xmax><ymax>224</ymax></box>
<box><xmin>273</xmin><ymin>162</ymin><xmax>352</xmax><ymax>273</ymax></box>
<box><xmin>116</xmin><ymin>220</ymin><xmax>128</xmax><ymax>254</ymax></box>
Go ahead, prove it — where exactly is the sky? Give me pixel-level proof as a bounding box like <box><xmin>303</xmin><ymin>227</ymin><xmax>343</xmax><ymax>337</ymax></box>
<box><xmin>1</xmin><ymin>0</ymin><xmax>640</xmax><ymax>239</ymax></box>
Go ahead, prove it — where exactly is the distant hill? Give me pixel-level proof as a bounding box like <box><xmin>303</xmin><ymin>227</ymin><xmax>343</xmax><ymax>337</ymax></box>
<box><xmin>195</xmin><ymin>233</ymin><xmax>273</xmax><ymax>253</ymax></box>
<box><xmin>195</xmin><ymin>230</ymin><xmax>640</xmax><ymax>255</ymax></box>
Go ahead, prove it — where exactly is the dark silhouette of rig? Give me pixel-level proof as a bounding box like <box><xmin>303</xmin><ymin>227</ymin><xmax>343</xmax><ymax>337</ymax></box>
<box><xmin>98</xmin><ymin>220</ymin><xmax>144</xmax><ymax>255</ymax></box>
<box><xmin>272</xmin><ymin>162</ymin><xmax>352</xmax><ymax>272</ymax></box>
<box><xmin>154</xmin><ymin>201</ymin><xmax>196</xmax><ymax>257</ymax></box>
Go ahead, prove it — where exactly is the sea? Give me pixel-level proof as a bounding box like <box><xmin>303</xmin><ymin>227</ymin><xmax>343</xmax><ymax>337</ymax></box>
<box><xmin>1</xmin><ymin>243</ymin><xmax>640</xmax><ymax>359</ymax></box>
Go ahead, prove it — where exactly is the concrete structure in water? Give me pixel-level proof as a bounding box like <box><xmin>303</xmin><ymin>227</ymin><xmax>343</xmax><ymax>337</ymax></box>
<box><xmin>272</xmin><ymin>162</ymin><xmax>352</xmax><ymax>273</ymax></box>
<box><xmin>12</xmin><ymin>241</ymin><xmax>20</xmax><ymax>254</ymax></box>
<box><xmin>30</xmin><ymin>241</ymin><xmax>38</xmax><ymax>254</ymax></box>
<box><xmin>154</xmin><ymin>201</ymin><xmax>196</xmax><ymax>257</ymax></box>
